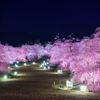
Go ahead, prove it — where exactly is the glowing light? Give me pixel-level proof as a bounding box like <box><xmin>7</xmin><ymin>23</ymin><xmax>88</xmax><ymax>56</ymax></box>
<box><xmin>80</xmin><ymin>85</ymin><xmax>89</xmax><ymax>92</ymax></box>
<box><xmin>40</xmin><ymin>65</ymin><xmax>42</xmax><ymax>67</ymax></box>
<box><xmin>40</xmin><ymin>64</ymin><xmax>43</xmax><ymax>67</ymax></box>
<box><xmin>43</xmin><ymin>61</ymin><xmax>45</xmax><ymax>63</ymax></box>
<box><xmin>48</xmin><ymin>66</ymin><xmax>50</xmax><ymax>69</ymax></box>
<box><xmin>66</xmin><ymin>80</ymin><xmax>73</xmax><ymax>88</ymax></box>
<box><xmin>4</xmin><ymin>75</ymin><xmax>7</xmax><ymax>79</ymax></box>
<box><xmin>15</xmin><ymin>64</ymin><xmax>18</xmax><ymax>67</ymax></box>
<box><xmin>8</xmin><ymin>67</ymin><xmax>11</xmax><ymax>69</ymax></box>
<box><xmin>90</xmin><ymin>73</ymin><xmax>93</xmax><ymax>76</ymax></box>
<box><xmin>16</xmin><ymin>61</ymin><xmax>19</xmax><ymax>63</ymax></box>
<box><xmin>32</xmin><ymin>62</ymin><xmax>36</xmax><ymax>64</ymax></box>
<box><xmin>46</xmin><ymin>62</ymin><xmax>49</xmax><ymax>64</ymax></box>
<box><xmin>14</xmin><ymin>71</ymin><xmax>17</xmax><ymax>75</ymax></box>
<box><xmin>24</xmin><ymin>63</ymin><xmax>27</xmax><ymax>66</ymax></box>
<box><xmin>44</xmin><ymin>67</ymin><xmax>46</xmax><ymax>70</ymax></box>
<box><xmin>57</xmin><ymin>69</ymin><xmax>62</xmax><ymax>73</ymax></box>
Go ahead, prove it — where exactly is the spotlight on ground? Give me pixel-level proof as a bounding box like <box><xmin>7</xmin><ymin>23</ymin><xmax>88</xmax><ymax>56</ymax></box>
<box><xmin>15</xmin><ymin>64</ymin><xmax>18</xmax><ymax>67</ymax></box>
<box><xmin>14</xmin><ymin>71</ymin><xmax>18</xmax><ymax>75</ymax></box>
<box><xmin>4</xmin><ymin>75</ymin><xmax>7</xmax><ymax>80</ymax></box>
<box><xmin>16</xmin><ymin>61</ymin><xmax>19</xmax><ymax>64</ymax></box>
<box><xmin>66</xmin><ymin>80</ymin><xmax>73</xmax><ymax>89</ymax></box>
<box><xmin>57</xmin><ymin>69</ymin><xmax>62</xmax><ymax>73</ymax></box>
<box><xmin>24</xmin><ymin>63</ymin><xmax>27</xmax><ymax>66</ymax></box>
<box><xmin>80</xmin><ymin>85</ymin><xmax>89</xmax><ymax>92</ymax></box>
<box><xmin>43</xmin><ymin>67</ymin><xmax>46</xmax><ymax>70</ymax></box>
<box><xmin>32</xmin><ymin>62</ymin><xmax>36</xmax><ymax>64</ymax></box>
<box><xmin>8</xmin><ymin>66</ymin><xmax>11</xmax><ymax>69</ymax></box>
<box><xmin>48</xmin><ymin>66</ymin><xmax>50</xmax><ymax>70</ymax></box>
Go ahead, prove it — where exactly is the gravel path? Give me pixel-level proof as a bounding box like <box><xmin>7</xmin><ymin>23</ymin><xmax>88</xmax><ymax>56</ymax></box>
<box><xmin>0</xmin><ymin>63</ymin><xmax>100</xmax><ymax>100</ymax></box>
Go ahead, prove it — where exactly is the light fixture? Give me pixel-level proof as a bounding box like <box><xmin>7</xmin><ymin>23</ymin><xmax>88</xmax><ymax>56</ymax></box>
<box><xmin>16</xmin><ymin>61</ymin><xmax>19</xmax><ymax>64</ymax></box>
<box><xmin>66</xmin><ymin>80</ymin><xmax>73</xmax><ymax>88</ymax></box>
<box><xmin>57</xmin><ymin>69</ymin><xmax>62</xmax><ymax>73</ymax></box>
<box><xmin>24</xmin><ymin>63</ymin><xmax>27</xmax><ymax>66</ymax></box>
<box><xmin>15</xmin><ymin>64</ymin><xmax>18</xmax><ymax>67</ymax></box>
<box><xmin>14</xmin><ymin>71</ymin><xmax>17</xmax><ymax>75</ymax></box>
<box><xmin>44</xmin><ymin>67</ymin><xmax>46</xmax><ymax>70</ymax></box>
<box><xmin>32</xmin><ymin>62</ymin><xmax>36</xmax><ymax>64</ymax></box>
<box><xmin>40</xmin><ymin>65</ymin><xmax>42</xmax><ymax>67</ymax></box>
<box><xmin>4</xmin><ymin>75</ymin><xmax>7</xmax><ymax>80</ymax></box>
<box><xmin>8</xmin><ymin>67</ymin><xmax>11</xmax><ymax>69</ymax></box>
<box><xmin>47</xmin><ymin>62</ymin><xmax>49</xmax><ymax>64</ymax></box>
<box><xmin>48</xmin><ymin>66</ymin><xmax>50</xmax><ymax>69</ymax></box>
<box><xmin>80</xmin><ymin>85</ymin><xmax>89</xmax><ymax>92</ymax></box>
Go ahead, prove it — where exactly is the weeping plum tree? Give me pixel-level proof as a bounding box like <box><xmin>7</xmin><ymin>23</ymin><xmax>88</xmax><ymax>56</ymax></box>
<box><xmin>3</xmin><ymin>45</ymin><xmax>18</xmax><ymax>64</ymax></box>
<box><xmin>47</xmin><ymin>28</ymin><xmax>100</xmax><ymax>92</ymax></box>
<box><xmin>49</xmin><ymin>33</ymin><xmax>79</xmax><ymax>67</ymax></box>
<box><xmin>15</xmin><ymin>47</ymin><xmax>27</xmax><ymax>62</ymax></box>
<box><xmin>22</xmin><ymin>44</ymin><xmax>45</xmax><ymax>61</ymax></box>
<box><xmin>44</xmin><ymin>42</ymin><xmax>53</xmax><ymax>57</ymax></box>
<box><xmin>0</xmin><ymin>44</ymin><xmax>27</xmax><ymax>73</ymax></box>
<box><xmin>58</xmin><ymin>42</ymin><xmax>80</xmax><ymax>71</ymax></box>
<box><xmin>70</xmin><ymin>28</ymin><xmax>100</xmax><ymax>92</ymax></box>
<box><xmin>0</xmin><ymin>44</ymin><xmax>11</xmax><ymax>73</ymax></box>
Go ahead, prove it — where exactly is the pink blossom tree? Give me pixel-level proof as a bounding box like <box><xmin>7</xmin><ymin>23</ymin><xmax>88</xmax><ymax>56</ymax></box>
<box><xmin>0</xmin><ymin>44</ymin><xmax>11</xmax><ymax>73</ymax></box>
<box><xmin>22</xmin><ymin>44</ymin><xmax>45</xmax><ymax>61</ymax></box>
<box><xmin>48</xmin><ymin>29</ymin><xmax>100</xmax><ymax>92</ymax></box>
<box><xmin>15</xmin><ymin>47</ymin><xmax>27</xmax><ymax>62</ymax></box>
<box><xmin>70</xmin><ymin>28</ymin><xmax>100</xmax><ymax>92</ymax></box>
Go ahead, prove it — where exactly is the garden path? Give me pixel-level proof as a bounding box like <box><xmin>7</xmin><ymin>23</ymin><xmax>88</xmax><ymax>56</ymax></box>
<box><xmin>0</xmin><ymin>62</ymin><xmax>99</xmax><ymax>100</ymax></box>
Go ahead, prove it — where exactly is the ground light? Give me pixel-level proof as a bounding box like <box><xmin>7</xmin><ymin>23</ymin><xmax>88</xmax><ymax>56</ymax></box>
<box><xmin>32</xmin><ymin>62</ymin><xmax>36</xmax><ymax>64</ymax></box>
<box><xmin>40</xmin><ymin>65</ymin><xmax>43</xmax><ymax>67</ymax></box>
<box><xmin>46</xmin><ymin>62</ymin><xmax>49</xmax><ymax>64</ymax></box>
<box><xmin>48</xmin><ymin>66</ymin><xmax>50</xmax><ymax>70</ymax></box>
<box><xmin>40</xmin><ymin>63</ymin><xmax>44</xmax><ymax>67</ymax></box>
<box><xmin>4</xmin><ymin>75</ymin><xmax>7</xmax><ymax>80</ymax></box>
<box><xmin>66</xmin><ymin>80</ymin><xmax>73</xmax><ymax>89</ymax></box>
<box><xmin>15</xmin><ymin>64</ymin><xmax>18</xmax><ymax>67</ymax></box>
<box><xmin>43</xmin><ymin>61</ymin><xmax>46</xmax><ymax>65</ymax></box>
<box><xmin>44</xmin><ymin>63</ymin><xmax>46</xmax><ymax>66</ymax></box>
<box><xmin>79</xmin><ymin>85</ymin><xmax>89</xmax><ymax>92</ymax></box>
<box><xmin>43</xmin><ymin>67</ymin><xmax>46</xmax><ymax>70</ymax></box>
<box><xmin>57</xmin><ymin>69</ymin><xmax>62</xmax><ymax>73</ymax></box>
<box><xmin>24</xmin><ymin>63</ymin><xmax>27</xmax><ymax>66</ymax></box>
<box><xmin>16</xmin><ymin>61</ymin><xmax>19</xmax><ymax>64</ymax></box>
<box><xmin>14</xmin><ymin>71</ymin><xmax>17</xmax><ymax>75</ymax></box>
<box><xmin>8</xmin><ymin>66</ymin><xmax>11</xmax><ymax>69</ymax></box>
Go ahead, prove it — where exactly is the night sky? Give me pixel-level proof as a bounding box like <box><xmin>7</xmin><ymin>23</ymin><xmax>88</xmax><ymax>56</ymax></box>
<box><xmin>0</xmin><ymin>0</ymin><xmax>100</xmax><ymax>46</ymax></box>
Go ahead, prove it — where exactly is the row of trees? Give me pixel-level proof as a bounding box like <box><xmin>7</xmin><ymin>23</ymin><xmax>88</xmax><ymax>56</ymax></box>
<box><xmin>0</xmin><ymin>27</ymin><xmax>100</xmax><ymax>92</ymax></box>
<box><xmin>48</xmin><ymin>28</ymin><xmax>100</xmax><ymax>92</ymax></box>
<box><xmin>0</xmin><ymin>42</ymin><xmax>50</xmax><ymax>73</ymax></box>
<box><xmin>0</xmin><ymin>44</ymin><xmax>27</xmax><ymax>73</ymax></box>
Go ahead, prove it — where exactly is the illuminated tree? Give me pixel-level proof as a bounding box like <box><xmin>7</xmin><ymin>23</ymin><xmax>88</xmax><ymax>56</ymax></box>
<box><xmin>22</xmin><ymin>44</ymin><xmax>45</xmax><ymax>61</ymax></box>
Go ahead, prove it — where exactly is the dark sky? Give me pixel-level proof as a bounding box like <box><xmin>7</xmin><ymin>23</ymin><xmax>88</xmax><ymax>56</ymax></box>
<box><xmin>0</xmin><ymin>0</ymin><xmax>100</xmax><ymax>46</ymax></box>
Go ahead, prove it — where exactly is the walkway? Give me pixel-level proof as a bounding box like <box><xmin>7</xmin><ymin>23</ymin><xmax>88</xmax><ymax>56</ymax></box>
<box><xmin>0</xmin><ymin>62</ymin><xmax>99</xmax><ymax>100</ymax></box>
